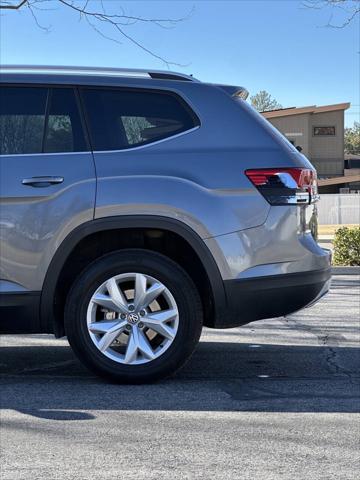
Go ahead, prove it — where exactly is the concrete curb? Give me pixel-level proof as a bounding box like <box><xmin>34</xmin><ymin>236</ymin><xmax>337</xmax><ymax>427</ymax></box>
<box><xmin>332</xmin><ymin>266</ymin><xmax>360</xmax><ymax>275</ymax></box>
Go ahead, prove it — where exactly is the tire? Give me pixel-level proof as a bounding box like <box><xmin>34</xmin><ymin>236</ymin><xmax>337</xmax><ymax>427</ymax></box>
<box><xmin>64</xmin><ymin>249</ymin><xmax>203</xmax><ymax>383</ymax></box>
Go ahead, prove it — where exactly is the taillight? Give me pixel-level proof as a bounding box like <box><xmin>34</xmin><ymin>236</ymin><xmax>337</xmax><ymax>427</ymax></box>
<box><xmin>245</xmin><ymin>168</ymin><xmax>318</xmax><ymax>205</ymax></box>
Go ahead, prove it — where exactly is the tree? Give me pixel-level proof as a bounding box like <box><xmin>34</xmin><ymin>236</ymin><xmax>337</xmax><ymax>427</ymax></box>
<box><xmin>344</xmin><ymin>122</ymin><xmax>360</xmax><ymax>154</ymax></box>
<box><xmin>0</xmin><ymin>0</ymin><xmax>193</xmax><ymax>66</ymax></box>
<box><xmin>250</xmin><ymin>91</ymin><xmax>282</xmax><ymax>112</ymax></box>
<box><xmin>303</xmin><ymin>0</ymin><xmax>360</xmax><ymax>28</ymax></box>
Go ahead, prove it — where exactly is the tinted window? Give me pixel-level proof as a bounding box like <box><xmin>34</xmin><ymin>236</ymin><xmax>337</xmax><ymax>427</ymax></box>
<box><xmin>82</xmin><ymin>88</ymin><xmax>198</xmax><ymax>151</ymax></box>
<box><xmin>44</xmin><ymin>88</ymin><xmax>87</xmax><ymax>153</ymax></box>
<box><xmin>0</xmin><ymin>86</ymin><xmax>87</xmax><ymax>155</ymax></box>
<box><xmin>0</xmin><ymin>87</ymin><xmax>47</xmax><ymax>155</ymax></box>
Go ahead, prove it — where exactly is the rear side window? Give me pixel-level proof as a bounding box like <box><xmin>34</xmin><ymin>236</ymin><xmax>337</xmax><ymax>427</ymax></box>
<box><xmin>0</xmin><ymin>86</ymin><xmax>87</xmax><ymax>155</ymax></box>
<box><xmin>82</xmin><ymin>88</ymin><xmax>198</xmax><ymax>151</ymax></box>
<box><xmin>0</xmin><ymin>87</ymin><xmax>47</xmax><ymax>155</ymax></box>
<box><xmin>44</xmin><ymin>88</ymin><xmax>87</xmax><ymax>153</ymax></box>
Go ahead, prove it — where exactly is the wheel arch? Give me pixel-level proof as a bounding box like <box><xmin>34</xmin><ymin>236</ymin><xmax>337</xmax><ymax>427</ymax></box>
<box><xmin>40</xmin><ymin>215</ymin><xmax>226</xmax><ymax>336</ymax></box>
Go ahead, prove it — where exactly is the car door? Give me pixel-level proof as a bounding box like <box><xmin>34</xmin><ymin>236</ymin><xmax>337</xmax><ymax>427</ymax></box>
<box><xmin>0</xmin><ymin>85</ymin><xmax>96</xmax><ymax>332</ymax></box>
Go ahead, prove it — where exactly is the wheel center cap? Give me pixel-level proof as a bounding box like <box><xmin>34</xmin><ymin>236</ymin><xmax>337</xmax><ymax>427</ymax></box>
<box><xmin>127</xmin><ymin>313</ymin><xmax>139</xmax><ymax>325</ymax></box>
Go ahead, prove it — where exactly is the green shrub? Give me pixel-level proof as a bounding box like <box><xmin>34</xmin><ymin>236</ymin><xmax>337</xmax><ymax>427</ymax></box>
<box><xmin>333</xmin><ymin>227</ymin><xmax>360</xmax><ymax>266</ymax></box>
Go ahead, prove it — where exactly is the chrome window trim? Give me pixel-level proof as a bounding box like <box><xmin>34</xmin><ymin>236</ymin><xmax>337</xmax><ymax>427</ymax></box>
<box><xmin>0</xmin><ymin>126</ymin><xmax>200</xmax><ymax>157</ymax></box>
<box><xmin>92</xmin><ymin>125</ymin><xmax>200</xmax><ymax>154</ymax></box>
<box><xmin>0</xmin><ymin>151</ymin><xmax>91</xmax><ymax>158</ymax></box>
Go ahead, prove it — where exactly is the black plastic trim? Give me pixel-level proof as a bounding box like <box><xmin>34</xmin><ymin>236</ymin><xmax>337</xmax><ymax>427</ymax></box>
<box><xmin>40</xmin><ymin>216</ymin><xmax>227</xmax><ymax>336</ymax></box>
<box><xmin>221</xmin><ymin>268</ymin><xmax>331</xmax><ymax>328</ymax></box>
<box><xmin>149</xmin><ymin>72</ymin><xmax>192</xmax><ymax>81</ymax></box>
<box><xmin>0</xmin><ymin>292</ymin><xmax>41</xmax><ymax>333</ymax></box>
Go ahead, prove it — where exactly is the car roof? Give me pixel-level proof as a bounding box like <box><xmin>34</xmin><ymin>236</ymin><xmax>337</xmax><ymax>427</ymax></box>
<box><xmin>0</xmin><ymin>65</ymin><xmax>248</xmax><ymax>99</ymax></box>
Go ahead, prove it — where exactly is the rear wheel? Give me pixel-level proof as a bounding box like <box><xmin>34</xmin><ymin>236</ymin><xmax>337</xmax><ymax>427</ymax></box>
<box><xmin>64</xmin><ymin>249</ymin><xmax>203</xmax><ymax>383</ymax></box>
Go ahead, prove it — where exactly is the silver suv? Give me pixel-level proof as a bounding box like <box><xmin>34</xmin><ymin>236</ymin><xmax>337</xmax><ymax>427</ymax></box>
<box><xmin>0</xmin><ymin>66</ymin><xmax>331</xmax><ymax>383</ymax></box>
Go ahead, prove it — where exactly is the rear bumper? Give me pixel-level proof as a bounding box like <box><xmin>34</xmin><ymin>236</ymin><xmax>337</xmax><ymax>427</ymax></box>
<box><xmin>217</xmin><ymin>267</ymin><xmax>331</xmax><ymax>328</ymax></box>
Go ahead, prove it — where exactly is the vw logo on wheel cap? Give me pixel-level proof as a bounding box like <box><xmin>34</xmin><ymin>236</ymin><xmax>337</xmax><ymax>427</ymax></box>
<box><xmin>127</xmin><ymin>313</ymin><xmax>139</xmax><ymax>324</ymax></box>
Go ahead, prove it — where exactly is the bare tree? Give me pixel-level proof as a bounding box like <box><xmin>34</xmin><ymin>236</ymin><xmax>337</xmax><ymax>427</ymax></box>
<box><xmin>0</xmin><ymin>0</ymin><xmax>193</xmax><ymax>66</ymax></box>
<box><xmin>250</xmin><ymin>91</ymin><xmax>282</xmax><ymax>112</ymax></box>
<box><xmin>302</xmin><ymin>0</ymin><xmax>360</xmax><ymax>28</ymax></box>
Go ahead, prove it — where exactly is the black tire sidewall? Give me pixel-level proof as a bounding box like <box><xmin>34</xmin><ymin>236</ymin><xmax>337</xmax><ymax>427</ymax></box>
<box><xmin>65</xmin><ymin>249</ymin><xmax>203</xmax><ymax>383</ymax></box>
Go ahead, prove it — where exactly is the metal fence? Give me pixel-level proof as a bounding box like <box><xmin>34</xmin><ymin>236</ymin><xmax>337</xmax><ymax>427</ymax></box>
<box><xmin>317</xmin><ymin>194</ymin><xmax>360</xmax><ymax>225</ymax></box>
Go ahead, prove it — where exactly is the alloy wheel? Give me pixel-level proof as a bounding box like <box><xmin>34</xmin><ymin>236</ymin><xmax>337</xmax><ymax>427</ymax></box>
<box><xmin>86</xmin><ymin>273</ymin><xmax>179</xmax><ymax>365</ymax></box>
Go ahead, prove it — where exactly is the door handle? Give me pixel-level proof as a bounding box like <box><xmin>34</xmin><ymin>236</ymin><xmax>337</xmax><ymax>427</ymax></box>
<box><xmin>22</xmin><ymin>176</ymin><xmax>64</xmax><ymax>187</ymax></box>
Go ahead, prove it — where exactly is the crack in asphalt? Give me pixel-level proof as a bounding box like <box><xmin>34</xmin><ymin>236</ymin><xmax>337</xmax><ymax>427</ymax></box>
<box><xmin>280</xmin><ymin>316</ymin><xmax>345</xmax><ymax>346</ymax></box>
<box><xmin>223</xmin><ymin>379</ymin><xmax>359</xmax><ymax>403</ymax></box>
<box><xmin>325</xmin><ymin>347</ymin><xmax>359</xmax><ymax>387</ymax></box>
<box><xmin>11</xmin><ymin>359</ymin><xmax>77</xmax><ymax>375</ymax></box>
<box><xmin>279</xmin><ymin>316</ymin><xmax>359</xmax><ymax>387</ymax></box>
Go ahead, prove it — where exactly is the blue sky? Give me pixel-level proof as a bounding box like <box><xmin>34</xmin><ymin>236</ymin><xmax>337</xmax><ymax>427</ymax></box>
<box><xmin>0</xmin><ymin>0</ymin><xmax>359</xmax><ymax>126</ymax></box>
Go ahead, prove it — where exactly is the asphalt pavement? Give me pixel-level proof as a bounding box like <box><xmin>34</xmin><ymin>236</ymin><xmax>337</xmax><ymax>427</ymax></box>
<box><xmin>0</xmin><ymin>275</ymin><xmax>359</xmax><ymax>480</ymax></box>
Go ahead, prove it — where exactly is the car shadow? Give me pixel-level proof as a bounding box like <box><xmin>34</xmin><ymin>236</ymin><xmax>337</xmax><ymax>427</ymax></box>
<box><xmin>1</xmin><ymin>339</ymin><xmax>359</xmax><ymax>420</ymax></box>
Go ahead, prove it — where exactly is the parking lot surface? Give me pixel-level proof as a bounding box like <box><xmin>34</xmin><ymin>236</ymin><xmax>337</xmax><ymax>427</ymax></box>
<box><xmin>1</xmin><ymin>275</ymin><xmax>359</xmax><ymax>480</ymax></box>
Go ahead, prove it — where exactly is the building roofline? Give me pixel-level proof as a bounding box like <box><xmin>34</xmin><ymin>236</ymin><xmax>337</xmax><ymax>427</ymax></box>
<box><xmin>318</xmin><ymin>173</ymin><xmax>360</xmax><ymax>187</ymax></box>
<box><xmin>312</xmin><ymin>103</ymin><xmax>351</xmax><ymax>114</ymax></box>
<box><xmin>262</xmin><ymin>102</ymin><xmax>351</xmax><ymax>118</ymax></box>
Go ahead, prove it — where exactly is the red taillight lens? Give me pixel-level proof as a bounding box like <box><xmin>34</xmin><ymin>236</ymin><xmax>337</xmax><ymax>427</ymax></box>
<box><xmin>245</xmin><ymin>168</ymin><xmax>318</xmax><ymax>205</ymax></box>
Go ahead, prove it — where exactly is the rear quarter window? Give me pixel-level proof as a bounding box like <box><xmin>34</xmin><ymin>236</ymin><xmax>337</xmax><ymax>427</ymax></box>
<box><xmin>81</xmin><ymin>88</ymin><xmax>199</xmax><ymax>151</ymax></box>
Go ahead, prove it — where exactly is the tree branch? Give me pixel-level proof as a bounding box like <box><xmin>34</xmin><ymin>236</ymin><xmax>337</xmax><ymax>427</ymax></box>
<box><xmin>57</xmin><ymin>0</ymin><xmax>193</xmax><ymax>27</ymax></box>
<box><xmin>0</xmin><ymin>0</ymin><xmax>193</xmax><ymax>66</ymax></box>
<box><xmin>302</xmin><ymin>0</ymin><xmax>360</xmax><ymax>28</ymax></box>
<box><xmin>0</xmin><ymin>0</ymin><xmax>28</xmax><ymax>9</ymax></box>
<box><xmin>27</xmin><ymin>1</ymin><xmax>50</xmax><ymax>31</ymax></box>
<box><xmin>326</xmin><ymin>6</ymin><xmax>360</xmax><ymax>28</ymax></box>
<box><xmin>58</xmin><ymin>0</ymin><xmax>192</xmax><ymax>66</ymax></box>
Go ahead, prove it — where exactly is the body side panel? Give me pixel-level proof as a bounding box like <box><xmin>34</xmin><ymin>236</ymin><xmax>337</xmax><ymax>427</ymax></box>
<box><xmin>89</xmin><ymin>83</ymin><xmax>311</xmax><ymax>238</ymax></box>
<box><xmin>0</xmin><ymin>152</ymin><xmax>96</xmax><ymax>291</ymax></box>
<box><xmin>204</xmin><ymin>205</ymin><xmax>331</xmax><ymax>280</ymax></box>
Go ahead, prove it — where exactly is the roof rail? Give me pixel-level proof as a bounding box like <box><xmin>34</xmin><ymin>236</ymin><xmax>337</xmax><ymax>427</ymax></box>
<box><xmin>0</xmin><ymin>65</ymin><xmax>198</xmax><ymax>82</ymax></box>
